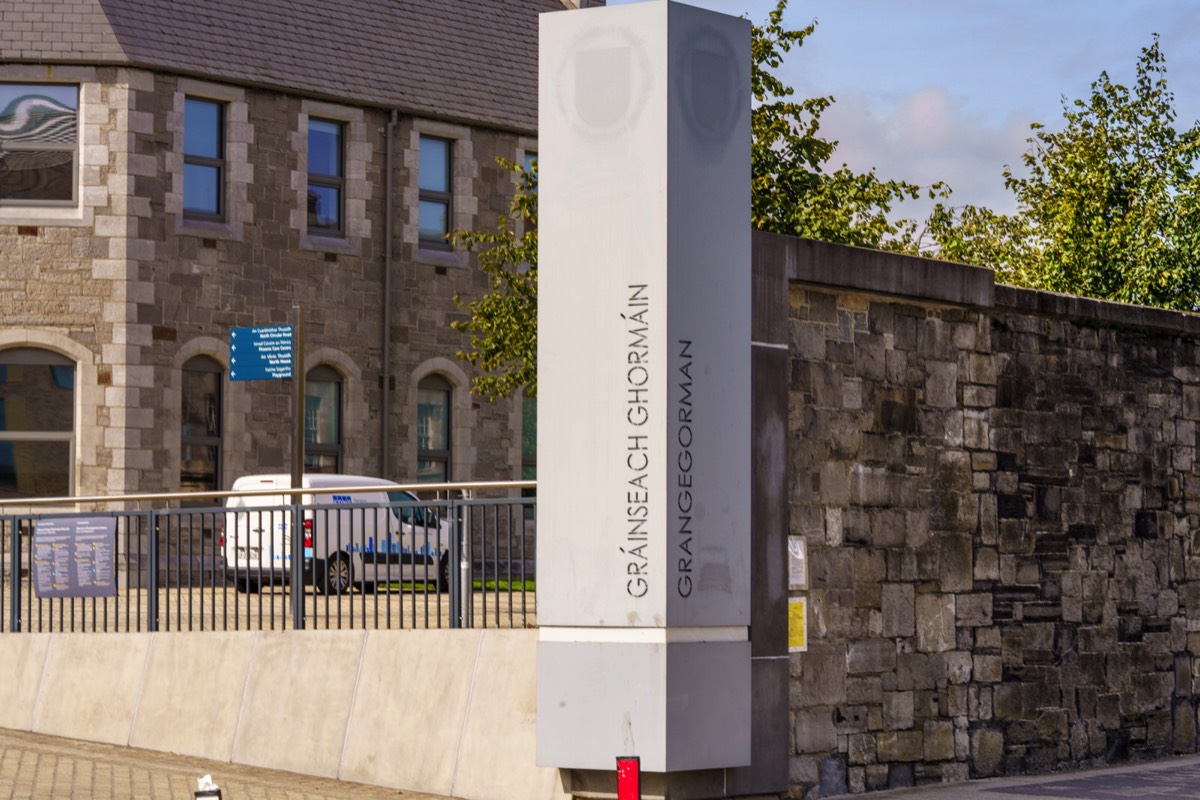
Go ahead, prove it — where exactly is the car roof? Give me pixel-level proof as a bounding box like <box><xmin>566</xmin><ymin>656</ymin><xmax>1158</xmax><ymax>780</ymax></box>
<box><xmin>229</xmin><ymin>473</ymin><xmax>397</xmax><ymax>490</ymax></box>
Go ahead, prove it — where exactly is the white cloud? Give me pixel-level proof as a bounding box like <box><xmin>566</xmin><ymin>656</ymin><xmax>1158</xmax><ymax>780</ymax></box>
<box><xmin>816</xmin><ymin>86</ymin><xmax>1033</xmax><ymax>220</ymax></box>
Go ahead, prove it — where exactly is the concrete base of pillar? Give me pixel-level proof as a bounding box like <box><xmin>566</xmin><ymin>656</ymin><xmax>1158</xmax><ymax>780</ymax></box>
<box><xmin>537</xmin><ymin>636</ymin><xmax>751</xmax><ymax>773</ymax></box>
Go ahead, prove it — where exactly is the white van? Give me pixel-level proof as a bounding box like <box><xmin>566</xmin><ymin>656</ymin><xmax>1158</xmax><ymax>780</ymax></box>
<box><xmin>222</xmin><ymin>474</ymin><xmax>452</xmax><ymax>594</ymax></box>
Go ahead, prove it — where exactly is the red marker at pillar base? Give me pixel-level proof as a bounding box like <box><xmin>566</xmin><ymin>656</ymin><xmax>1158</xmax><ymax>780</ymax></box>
<box><xmin>617</xmin><ymin>756</ymin><xmax>640</xmax><ymax>800</ymax></box>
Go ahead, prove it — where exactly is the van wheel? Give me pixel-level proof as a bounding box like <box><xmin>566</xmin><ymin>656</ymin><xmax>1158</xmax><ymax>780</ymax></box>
<box><xmin>321</xmin><ymin>554</ymin><xmax>352</xmax><ymax>595</ymax></box>
<box><xmin>234</xmin><ymin>577</ymin><xmax>259</xmax><ymax>594</ymax></box>
<box><xmin>435</xmin><ymin>554</ymin><xmax>451</xmax><ymax>594</ymax></box>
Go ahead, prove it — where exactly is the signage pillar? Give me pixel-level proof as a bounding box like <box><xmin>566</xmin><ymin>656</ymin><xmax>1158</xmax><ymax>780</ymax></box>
<box><xmin>537</xmin><ymin>1</ymin><xmax>752</xmax><ymax>773</ymax></box>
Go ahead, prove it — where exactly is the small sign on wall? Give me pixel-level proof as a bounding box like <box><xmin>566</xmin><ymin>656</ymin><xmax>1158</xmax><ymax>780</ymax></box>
<box><xmin>788</xmin><ymin>535</ymin><xmax>807</xmax><ymax>589</ymax></box>
<box><xmin>788</xmin><ymin>597</ymin><xmax>808</xmax><ymax>653</ymax></box>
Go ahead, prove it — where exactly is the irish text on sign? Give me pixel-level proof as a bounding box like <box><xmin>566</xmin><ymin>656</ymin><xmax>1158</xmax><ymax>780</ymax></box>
<box><xmin>230</xmin><ymin>325</ymin><xmax>293</xmax><ymax>381</ymax></box>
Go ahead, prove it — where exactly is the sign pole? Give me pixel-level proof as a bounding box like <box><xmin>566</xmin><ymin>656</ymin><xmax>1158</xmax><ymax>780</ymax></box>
<box><xmin>291</xmin><ymin>305</ymin><xmax>305</xmax><ymax>493</ymax></box>
<box><xmin>291</xmin><ymin>305</ymin><xmax>305</xmax><ymax>629</ymax></box>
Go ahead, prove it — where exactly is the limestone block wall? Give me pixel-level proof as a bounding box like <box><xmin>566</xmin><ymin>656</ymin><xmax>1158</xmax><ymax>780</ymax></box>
<box><xmin>0</xmin><ymin>66</ymin><xmax>146</xmax><ymax>496</ymax></box>
<box><xmin>768</xmin><ymin>234</ymin><xmax>1200</xmax><ymax>798</ymax></box>
<box><xmin>0</xmin><ymin>63</ymin><xmax>529</xmax><ymax>500</ymax></box>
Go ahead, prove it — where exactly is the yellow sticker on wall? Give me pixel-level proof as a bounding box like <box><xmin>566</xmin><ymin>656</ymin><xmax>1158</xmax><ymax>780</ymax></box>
<box><xmin>788</xmin><ymin>597</ymin><xmax>808</xmax><ymax>652</ymax></box>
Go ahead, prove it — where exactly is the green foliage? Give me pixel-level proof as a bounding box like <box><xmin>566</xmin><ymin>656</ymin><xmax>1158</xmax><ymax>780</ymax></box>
<box><xmin>453</xmin><ymin>0</ymin><xmax>941</xmax><ymax>399</ymax></box>
<box><xmin>930</xmin><ymin>37</ymin><xmax>1200</xmax><ymax>310</ymax></box>
<box><xmin>449</xmin><ymin>159</ymin><xmax>538</xmax><ymax>400</ymax></box>
<box><xmin>750</xmin><ymin>1</ymin><xmax>944</xmax><ymax>251</ymax></box>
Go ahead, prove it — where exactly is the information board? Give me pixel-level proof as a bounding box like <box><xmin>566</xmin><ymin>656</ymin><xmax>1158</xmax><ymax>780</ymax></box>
<box><xmin>230</xmin><ymin>325</ymin><xmax>293</xmax><ymax>381</ymax></box>
<box><xmin>32</xmin><ymin>517</ymin><xmax>117</xmax><ymax>598</ymax></box>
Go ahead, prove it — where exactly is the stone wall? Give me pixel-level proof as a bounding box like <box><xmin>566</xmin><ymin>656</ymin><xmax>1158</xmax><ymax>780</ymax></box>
<box><xmin>762</xmin><ymin>234</ymin><xmax>1200</xmax><ymax>797</ymax></box>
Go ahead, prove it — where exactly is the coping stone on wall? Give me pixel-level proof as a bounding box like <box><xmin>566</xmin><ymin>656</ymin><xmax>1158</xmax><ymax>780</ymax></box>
<box><xmin>752</xmin><ymin>232</ymin><xmax>995</xmax><ymax>308</ymax></box>
<box><xmin>752</xmin><ymin>230</ymin><xmax>1200</xmax><ymax>340</ymax></box>
<box><xmin>995</xmin><ymin>284</ymin><xmax>1200</xmax><ymax>337</ymax></box>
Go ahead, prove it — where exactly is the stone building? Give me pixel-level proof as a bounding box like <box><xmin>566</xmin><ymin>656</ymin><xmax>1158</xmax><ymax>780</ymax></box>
<box><xmin>0</xmin><ymin>0</ymin><xmax>574</xmax><ymax>500</ymax></box>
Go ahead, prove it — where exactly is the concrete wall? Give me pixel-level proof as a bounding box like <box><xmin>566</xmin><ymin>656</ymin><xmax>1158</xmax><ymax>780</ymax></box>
<box><xmin>763</xmin><ymin>233</ymin><xmax>1200</xmax><ymax>797</ymax></box>
<box><xmin>0</xmin><ymin>629</ymin><xmax>564</xmax><ymax>800</ymax></box>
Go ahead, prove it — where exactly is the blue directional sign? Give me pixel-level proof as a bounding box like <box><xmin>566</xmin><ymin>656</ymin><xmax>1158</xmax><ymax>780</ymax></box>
<box><xmin>230</xmin><ymin>325</ymin><xmax>293</xmax><ymax>381</ymax></box>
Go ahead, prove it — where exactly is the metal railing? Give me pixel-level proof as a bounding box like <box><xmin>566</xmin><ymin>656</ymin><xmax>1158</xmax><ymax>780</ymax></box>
<box><xmin>0</xmin><ymin>481</ymin><xmax>535</xmax><ymax>633</ymax></box>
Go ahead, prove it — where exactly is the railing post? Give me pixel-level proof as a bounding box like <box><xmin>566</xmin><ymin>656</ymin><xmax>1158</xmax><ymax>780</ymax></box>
<box><xmin>449</xmin><ymin>495</ymin><xmax>463</xmax><ymax>629</ymax></box>
<box><xmin>7</xmin><ymin>516</ymin><xmax>20</xmax><ymax>632</ymax></box>
<box><xmin>291</xmin><ymin>503</ymin><xmax>305</xmax><ymax>630</ymax></box>
<box><xmin>146</xmin><ymin>510</ymin><xmax>159</xmax><ymax>632</ymax></box>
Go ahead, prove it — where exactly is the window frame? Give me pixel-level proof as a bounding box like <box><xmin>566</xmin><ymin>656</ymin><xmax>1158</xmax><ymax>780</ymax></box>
<box><xmin>0</xmin><ymin>347</ymin><xmax>76</xmax><ymax>499</ymax></box>
<box><xmin>183</xmin><ymin>96</ymin><xmax>226</xmax><ymax>222</ymax></box>
<box><xmin>416</xmin><ymin>374</ymin><xmax>453</xmax><ymax>483</ymax></box>
<box><xmin>418</xmin><ymin>134</ymin><xmax>453</xmax><ymax>250</ymax></box>
<box><xmin>306</xmin><ymin>116</ymin><xmax>345</xmax><ymax>236</ymax></box>
<box><xmin>180</xmin><ymin>355</ymin><xmax>223</xmax><ymax>493</ymax></box>
<box><xmin>0</xmin><ymin>83</ymin><xmax>79</xmax><ymax>208</ymax></box>
<box><xmin>304</xmin><ymin>364</ymin><xmax>344</xmax><ymax>474</ymax></box>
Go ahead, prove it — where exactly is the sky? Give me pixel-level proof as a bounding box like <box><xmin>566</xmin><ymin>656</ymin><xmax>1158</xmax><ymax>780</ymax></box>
<box><xmin>607</xmin><ymin>0</ymin><xmax>1200</xmax><ymax>219</ymax></box>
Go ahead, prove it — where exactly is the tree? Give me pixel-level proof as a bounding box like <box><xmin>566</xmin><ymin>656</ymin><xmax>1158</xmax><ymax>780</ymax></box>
<box><xmin>449</xmin><ymin>159</ymin><xmax>538</xmax><ymax>400</ymax></box>
<box><xmin>453</xmin><ymin>0</ymin><xmax>939</xmax><ymax>399</ymax></box>
<box><xmin>750</xmin><ymin>3</ymin><xmax>944</xmax><ymax>251</ymax></box>
<box><xmin>929</xmin><ymin>37</ymin><xmax>1200</xmax><ymax>310</ymax></box>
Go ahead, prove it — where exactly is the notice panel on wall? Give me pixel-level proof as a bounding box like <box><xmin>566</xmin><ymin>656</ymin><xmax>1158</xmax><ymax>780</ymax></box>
<box><xmin>32</xmin><ymin>517</ymin><xmax>117</xmax><ymax>598</ymax></box>
<box><xmin>788</xmin><ymin>535</ymin><xmax>808</xmax><ymax>589</ymax></box>
<box><xmin>789</xmin><ymin>597</ymin><xmax>808</xmax><ymax>653</ymax></box>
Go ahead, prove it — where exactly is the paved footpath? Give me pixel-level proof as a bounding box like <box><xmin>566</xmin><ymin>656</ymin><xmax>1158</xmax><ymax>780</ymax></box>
<box><xmin>6</xmin><ymin>727</ymin><xmax>1200</xmax><ymax>800</ymax></box>
<box><xmin>0</xmin><ymin>728</ymin><xmax>455</xmax><ymax>800</ymax></box>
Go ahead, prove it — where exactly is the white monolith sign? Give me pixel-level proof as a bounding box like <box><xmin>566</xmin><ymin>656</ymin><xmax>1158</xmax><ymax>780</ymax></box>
<box><xmin>537</xmin><ymin>0</ymin><xmax>752</xmax><ymax>772</ymax></box>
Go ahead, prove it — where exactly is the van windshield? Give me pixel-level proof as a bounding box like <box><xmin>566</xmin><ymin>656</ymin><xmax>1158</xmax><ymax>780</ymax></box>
<box><xmin>387</xmin><ymin>491</ymin><xmax>436</xmax><ymax>526</ymax></box>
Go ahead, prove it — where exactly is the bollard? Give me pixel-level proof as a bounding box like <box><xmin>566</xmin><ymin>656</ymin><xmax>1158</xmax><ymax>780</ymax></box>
<box><xmin>195</xmin><ymin>774</ymin><xmax>222</xmax><ymax>798</ymax></box>
<box><xmin>616</xmin><ymin>756</ymin><xmax>640</xmax><ymax>800</ymax></box>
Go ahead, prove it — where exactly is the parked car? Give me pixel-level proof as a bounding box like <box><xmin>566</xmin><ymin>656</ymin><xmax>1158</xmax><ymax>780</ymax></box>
<box><xmin>221</xmin><ymin>473</ymin><xmax>452</xmax><ymax>594</ymax></box>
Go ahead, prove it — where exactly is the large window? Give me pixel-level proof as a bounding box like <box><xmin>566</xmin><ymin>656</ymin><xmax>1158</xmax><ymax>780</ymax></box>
<box><xmin>418</xmin><ymin>135</ymin><xmax>452</xmax><ymax>248</ymax></box>
<box><xmin>0</xmin><ymin>84</ymin><xmax>78</xmax><ymax>205</ymax></box>
<box><xmin>305</xmin><ymin>365</ymin><xmax>343</xmax><ymax>473</ymax></box>
<box><xmin>183</xmin><ymin>97</ymin><xmax>224</xmax><ymax>219</ymax></box>
<box><xmin>417</xmin><ymin>375</ymin><xmax>452</xmax><ymax>482</ymax></box>
<box><xmin>307</xmin><ymin>117</ymin><xmax>343</xmax><ymax>234</ymax></box>
<box><xmin>181</xmin><ymin>356</ymin><xmax>222</xmax><ymax>493</ymax></box>
<box><xmin>0</xmin><ymin>349</ymin><xmax>74</xmax><ymax>499</ymax></box>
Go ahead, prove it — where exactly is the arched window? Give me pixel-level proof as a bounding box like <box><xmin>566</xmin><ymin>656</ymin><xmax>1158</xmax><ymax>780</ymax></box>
<box><xmin>305</xmin><ymin>365</ymin><xmax>343</xmax><ymax>474</ymax></box>
<box><xmin>181</xmin><ymin>355</ymin><xmax>222</xmax><ymax>492</ymax></box>
<box><xmin>0</xmin><ymin>348</ymin><xmax>75</xmax><ymax>499</ymax></box>
<box><xmin>417</xmin><ymin>374</ymin><xmax>452</xmax><ymax>482</ymax></box>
